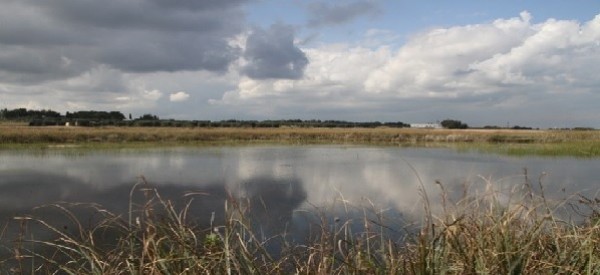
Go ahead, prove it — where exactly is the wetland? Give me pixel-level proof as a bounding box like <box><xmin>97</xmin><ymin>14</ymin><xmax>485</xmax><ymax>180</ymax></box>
<box><xmin>2</xmin><ymin>126</ymin><xmax>600</xmax><ymax>273</ymax></box>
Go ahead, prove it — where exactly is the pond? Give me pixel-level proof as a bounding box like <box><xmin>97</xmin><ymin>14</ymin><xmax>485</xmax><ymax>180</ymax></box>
<box><xmin>1</xmin><ymin>146</ymin><xmax>600</xmax><ymax>258</ymax></box>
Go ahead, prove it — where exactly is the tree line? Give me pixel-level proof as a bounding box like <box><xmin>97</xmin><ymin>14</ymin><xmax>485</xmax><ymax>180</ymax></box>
<box><xmin>4</xmin><ymin>107</ymin><xmax>565</xmax><ymax>130</ymax></box>
<box><xmin>0</xmin><ymin>108</ymin><xmax>412</xmax><ymax>128</ymax></box>
<box><xmin>0</xmin><ymin>108</ymin><xmax>61</xmax><ymax>120</ymax></box>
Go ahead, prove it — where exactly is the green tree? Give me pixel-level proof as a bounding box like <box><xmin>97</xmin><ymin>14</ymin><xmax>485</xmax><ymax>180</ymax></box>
<box><xmin>139</xmin><ymin>114</ymin><xmax>159</xmax><ymax>120</ymax></box>
<box><xmin>441</xmin><ymin>119</ymin><xmax>468</xmax><ymax>129</ymax></box>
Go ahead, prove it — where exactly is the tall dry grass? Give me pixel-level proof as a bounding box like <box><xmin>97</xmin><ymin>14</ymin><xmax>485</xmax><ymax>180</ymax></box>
<box><xmin>2</xmin><ymin>173</ymin><xmax>600</xmax><ymax>274</ymax></box>
<box><xmin>404</xmin><ymin>171</ymin><xmax>600</xmax><ymax>274</ymax></box>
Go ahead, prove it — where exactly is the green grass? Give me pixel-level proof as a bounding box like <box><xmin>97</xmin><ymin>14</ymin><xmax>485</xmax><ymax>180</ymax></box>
<box><xmin>3</xmin><ymin>175</ymin><xmax>600</xmax><ymax>274</ymax></box>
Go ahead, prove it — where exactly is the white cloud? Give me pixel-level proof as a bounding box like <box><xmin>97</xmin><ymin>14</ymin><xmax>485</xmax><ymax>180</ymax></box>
<box><xmin>170</xmin><ymin>91</ymin><xmax>190</xmax><ymax>102</ymax></box>
<box><xmin>212</xmin><ymin>12</ymin><xmax>600</xmax><ymax>126</ymax></box>
<box><xmin>1</xmin><ymin>8</ymin><xmax>599</xmax><ymax>127</ymax></box>
<box><xmin>364</xmin><ymin>11</ymin><xmax>537</xmax><ymax>97</ymax></box>
<box><xmin>216</xmin><ymin>44</ymin><xmax>391</xmax><ymax>103</ymax></box>
<box><xmin>142</xmin><ymin>89</ymin><xmax>163</xmax><ymax>101</ymax></box>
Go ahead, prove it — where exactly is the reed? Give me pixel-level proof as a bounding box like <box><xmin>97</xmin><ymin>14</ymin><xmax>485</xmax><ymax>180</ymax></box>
<box><xmin>403</xmin><ymin>173</ymin><xmax>600</xmax><ymax>274</ymax></box>
<box><xmin>2</xmin><ymin>173</ymin><xmax>600</xmax><ymax>274</ymax></box>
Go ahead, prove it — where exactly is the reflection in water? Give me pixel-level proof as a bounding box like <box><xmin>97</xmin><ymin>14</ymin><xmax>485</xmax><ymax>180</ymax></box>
<box><xmin>2</xmin><ymin>147</ymin><xmax>600</xmax><ymax>218</ymax></box>
<box><xmin>2</xmin><ymin>147</ymin><xmax>600</xmax><ymax>217</ymax></box>
<box><xmin>0</xmin><ymin>170</ymin><xmax>308</xmax><ymax>269</ymax></box>
<box><xmin>1</xmin><ymin>146</ymin><xmax>600</xmax><ymax>265</ymax></box>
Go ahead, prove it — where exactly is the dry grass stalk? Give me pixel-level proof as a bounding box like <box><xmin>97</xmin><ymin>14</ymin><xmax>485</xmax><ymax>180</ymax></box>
<box><xmin>1</xmin><ymin>174</ymin><xmax>600</xmax><ymax>273</ymax></box>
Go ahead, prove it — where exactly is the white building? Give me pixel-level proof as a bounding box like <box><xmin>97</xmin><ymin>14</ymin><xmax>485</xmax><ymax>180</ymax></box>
<box><xmin>410</xmin><ymin>123</ymin><xmax>442</xmax><ymax>129</ymax></box>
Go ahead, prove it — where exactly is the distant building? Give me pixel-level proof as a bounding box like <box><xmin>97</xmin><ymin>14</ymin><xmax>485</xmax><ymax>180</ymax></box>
<box><xmin>410</xmin><ymin>123</ymin><xmax>442</xmax><ymax>129</ymax></box>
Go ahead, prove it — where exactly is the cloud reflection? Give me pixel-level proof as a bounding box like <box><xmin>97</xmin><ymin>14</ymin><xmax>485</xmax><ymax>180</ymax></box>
<box><xmin>1</xmin><ymin>146</ymin><xmax>599</xmax><ymax>261</ymax></box>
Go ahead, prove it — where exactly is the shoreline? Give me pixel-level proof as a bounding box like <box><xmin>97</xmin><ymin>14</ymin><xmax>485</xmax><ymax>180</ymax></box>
<box><xmin>1</xmin><ymin>125</ymin><xmax>599</xmax><ymax>157</ymax></box>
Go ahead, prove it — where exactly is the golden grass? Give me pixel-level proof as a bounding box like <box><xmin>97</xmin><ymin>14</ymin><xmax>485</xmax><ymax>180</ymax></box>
<box><xmin>4</xmin><ymin>175</ymin><xmax>600</xmax><ymax>274</ymax></box>
<box><xmin>1</xmin><ymin>125</ymin><xmax>600</xmax><ymax>156</ymax></box>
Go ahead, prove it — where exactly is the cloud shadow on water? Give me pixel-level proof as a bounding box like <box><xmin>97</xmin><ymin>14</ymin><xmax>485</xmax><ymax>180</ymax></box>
<box><xmin>0</xmin><ymin>169</ymin><xmax>312</xmax><ymax>268</ymax></box>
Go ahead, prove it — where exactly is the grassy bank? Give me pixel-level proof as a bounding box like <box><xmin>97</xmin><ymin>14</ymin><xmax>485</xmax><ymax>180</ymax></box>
<box><xmin>3</xmin><ymin>177</ymin><xmax>599</xmax><ymax>273</ymax></box>
<box><xmin>2</xmin><ymin>124</ymin><xmax>600</xmax><ymax>157</ymax></box>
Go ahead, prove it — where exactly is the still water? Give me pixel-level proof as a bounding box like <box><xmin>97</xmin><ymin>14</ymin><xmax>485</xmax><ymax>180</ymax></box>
<box><xmin>1</xmin><ymin>145</ymin><xmax>599</xmax><ymax>243</ymax></box>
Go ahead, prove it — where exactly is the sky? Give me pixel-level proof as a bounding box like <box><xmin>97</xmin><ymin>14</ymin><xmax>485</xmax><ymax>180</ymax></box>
<box><xmin>1</xmin><ymin>0</ymin><xmax>599</xmax><ymax>128</ymax></box>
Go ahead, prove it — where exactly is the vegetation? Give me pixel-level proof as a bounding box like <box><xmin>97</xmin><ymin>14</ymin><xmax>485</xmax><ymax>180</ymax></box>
<box><xmin>66</xmin><ymin>110</ymin><xmax>126</xmax><ymax>121</ymax></box>
<box><xmin>1</xmin><ymin>124</ymin><xmax>599</xmax><ymax>157</ymax></box>
<box><xmin>0</xmin><ymin>108</ymin><xmax>61</xmax><ymax>121</ymax></box>
<box><xmin>1</xmin><ymin>108</ymin><xmax>599</xmax><ymax>158</ymax></box>
<box><xmin>3</xmin><ymin>173</ymin><xmax>600</xmax><ymax>273</ymax></box>
<box><xmin>402</xmin><ymin>173</ymin><xmax>600</xmax><ymax>274</ymax></box>
<box><xmin>2</xmin><ymin>109</ymin><xmax>599</xmax><ymax>273</ymax></box>
<box><xmin>2</xmin><ymin>107</ymin><xmax>412</xmax><ymax>128</ymax></box>
<box><xmin>441</xmin><ymin>119</ymin><xmax>468</xmax><ymax>129</ymax></box>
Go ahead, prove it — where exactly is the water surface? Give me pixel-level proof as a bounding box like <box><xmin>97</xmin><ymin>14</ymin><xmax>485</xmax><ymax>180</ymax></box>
<box><xmin>1</xmin><ymin>146</ymin><xmax>599</xmax><ymax>244</ymax></box>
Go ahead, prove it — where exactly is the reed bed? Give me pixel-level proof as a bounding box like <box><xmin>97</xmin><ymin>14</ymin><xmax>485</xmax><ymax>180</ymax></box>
<box><xmin>2</xmin><ymin>174</ymin><xmax>600</xmax><ymax>274</ymax></box>
<box><xmin>1</xmin><ymin>125</ymin><xmax>600</xmax><ymax>157</ymax></box>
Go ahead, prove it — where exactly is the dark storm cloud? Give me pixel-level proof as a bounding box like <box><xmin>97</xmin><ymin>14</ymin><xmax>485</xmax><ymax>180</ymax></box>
<box><xmin>97</xmin><ymin>31</ymin><xmax>239</xmax><ymax>72</ymax></box>
<box><xmin>0</xmin><ymin>47</ymin><xmax>92</xmax><ymax>84</ymax></box>
<box><xmin>148</xmin><ymin>0</ymin><xmax>250</xmax><ymax>11</ymax></box>
<box><xmin>0</xmin><ymin>0</ymin><xmax>249</xmax><ymax>84</ymax></box>
<box><xmin>36</xmin><ymin>0</ymin><xmax>244</xmax><ymax>32</ymax></box>
<box><xmin>306</xmin><ymin>1</ymin><xmax>380</xmax><ymax>27</ymax></box>
<box><xmin>242</xmin><ymin>24</ymin><xmax>308</xmax><ymax>80</ymax></box>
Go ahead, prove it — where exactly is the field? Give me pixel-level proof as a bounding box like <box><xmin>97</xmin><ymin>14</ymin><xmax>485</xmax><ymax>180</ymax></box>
<box><xmin>1</xmin><ymin>123</ymin><xmax>600</xmax><ymax>157</ymax></box>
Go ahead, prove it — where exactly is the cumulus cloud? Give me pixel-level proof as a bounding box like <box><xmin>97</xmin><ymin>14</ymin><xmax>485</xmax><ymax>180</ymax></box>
<box><xmin>364</xmin><ymin>12</ymin><xmax>539</xmax><ymax>97</ymax></box>
<box><xmin>170</xmin><ymin>91</ymin><xmax>190</xmax><ymax>102</ymax></box>
<box><xmin>365</xmin><ymin>11</ymin><xmax>600</xmax><ymax>100</ymax></box>
<box><xmin>306</xmin><ymin>1</ymin><xmax>380</xmax><ymax>28</ymax></box>
<box><xmin>2</xmin><ymin>2</ymin><xmax>599</xmax><ymax>128</ymax></box>
<box><xmin>213</xmin><ymin>12</ymin><xmax>600</xmax><ymax>126</ymax></box>
<box><xmin>241</xmin><ymin>23</ymin><xmax>309</xmax><ymax>80</ymax></box>
<box><xmin>211</xmin><ymin>44</ymin><xmax>392</xmax><ymax>117</ymax></box>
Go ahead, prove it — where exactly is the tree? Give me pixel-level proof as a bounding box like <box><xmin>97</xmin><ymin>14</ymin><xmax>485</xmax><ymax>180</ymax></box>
<box><xmin>139</xmin><ymin>114</ymin><xmax>159</xmax><ymax>120</ymax></box>
<box><xmin>67</xmin><ymin>110</ymin><xmax>125</xmax><ymax>121</ymax></box>
<box><xmin>109</xmin><ymin>111</ymin><xmax>126</xmax><ymax>120</ymax></box>
<box><xmin>441</xmin><ymin>119</ymin><xmax>468</xmax><ymax>129</ymax></box>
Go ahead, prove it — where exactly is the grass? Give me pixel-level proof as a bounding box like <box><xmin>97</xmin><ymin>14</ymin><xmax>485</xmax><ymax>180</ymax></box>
<box><xmin>1</xmin><ymin>124</ymin><xmax>600</xmax><ymax>157</ymax></box>
<box><xmin>408</xmin><ymin>174</ymin><xmax>600</xmax><ymax>274</ymax></box>
<box><xmin>3</xmin><ymin>174</ymin><xmax>600</xmax><ymax>274</ymax></box>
